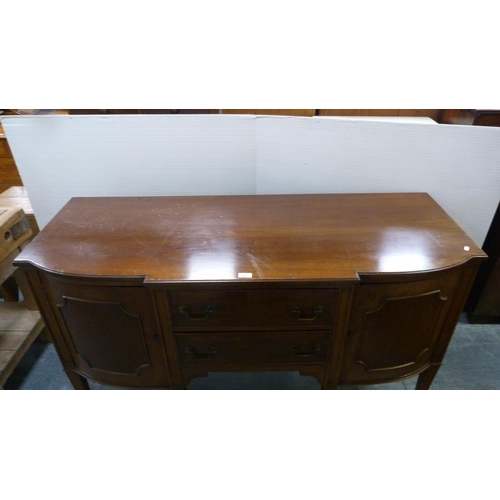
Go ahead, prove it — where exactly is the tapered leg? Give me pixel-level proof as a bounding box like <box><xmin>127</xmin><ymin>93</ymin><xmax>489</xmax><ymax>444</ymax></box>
<box><xmin>321</xmin><ymin>381</ymin><xmax>338</xmax><ymax>390</ymax></box>
<box><xmin>66</xmin><ymin>370</ymin><xmax>90</xmax><ymax>390</ymax></box>
<box><xmin>415</xmin><ymin>364</ymin><xmax>441</xmax><ymax>390</ymax></box>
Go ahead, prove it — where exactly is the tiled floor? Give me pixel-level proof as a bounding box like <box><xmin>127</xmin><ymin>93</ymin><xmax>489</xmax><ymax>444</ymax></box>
<box><xmin>4</xmin><ymin>313</ymin><xmax>500</xmax><ymax>389</ymax></box>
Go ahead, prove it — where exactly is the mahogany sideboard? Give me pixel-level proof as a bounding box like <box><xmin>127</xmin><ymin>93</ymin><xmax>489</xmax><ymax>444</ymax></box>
<box><xmin>13</xmin><ymin>193</ymin><xmax>486</xmax><ymax>389</ymax></box>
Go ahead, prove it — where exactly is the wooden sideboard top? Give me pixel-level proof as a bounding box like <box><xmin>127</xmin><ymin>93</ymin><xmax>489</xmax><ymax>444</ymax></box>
<box><xmin>14</xmin><ymin>193</ymin><xmax>485</xmax><ymax>282</ymax></box>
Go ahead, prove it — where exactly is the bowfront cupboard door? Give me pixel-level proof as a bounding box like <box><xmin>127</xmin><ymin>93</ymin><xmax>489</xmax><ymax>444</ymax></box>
<box><xmin>38</xmin><ymin>275</ymin><xmax>170</xmax><ymax>388</ymax></box>
<box><xmin>339</xmin><ymin>268</ymin><xmax>463</xmax><ymax>385</ymax></box>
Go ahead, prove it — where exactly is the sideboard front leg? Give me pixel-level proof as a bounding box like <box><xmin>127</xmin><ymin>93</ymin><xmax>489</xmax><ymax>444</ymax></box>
<box><xmin>415</xmin><ymin>364</ymin><xmax>441</xmax><ymax>390</ymax></box>
<box><xmin>66</xmin><ymin>370</ymin><xmax>90</xmax><ymax>390</ymax></box>
<box><xmin>321</xmin><ymin>381</ymin><xmax>338</xmax><ymax>390</ymax></box>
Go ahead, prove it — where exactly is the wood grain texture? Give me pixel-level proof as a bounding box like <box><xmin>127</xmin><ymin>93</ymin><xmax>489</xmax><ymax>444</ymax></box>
<box><xmin>15</xmin><ymin>193</ymin><xmax>485</xmax><ymax>282</ymax></box>
<box><xmin>0</xmin><ymin>187</ymin><xmax>40</xmax><ymax>237</ymax></box>
<box><xmin>0</xmin><ymin>302</ymin><xmax>44</xmax><ymax>387</ymax></box>
<box><xmin>0</xmin><ymin>207</ymin><xmax>32</xmax><ymax>261</ymax></box>
<box><xmin>0</xmin><ymin>138</ymin><xmax>23</xmax><ymax>193</ymax></box>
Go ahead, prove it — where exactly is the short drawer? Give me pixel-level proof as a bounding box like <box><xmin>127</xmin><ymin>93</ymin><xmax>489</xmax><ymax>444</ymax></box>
<box><xmin>176</xmin><ymin>331</ymin><xmax>330</xmax><ymax>365</ymax></box>
<box><xmin>169</xmin><ymin>289</ymin><xmax>337</xmax><ymax>330</ymax></box>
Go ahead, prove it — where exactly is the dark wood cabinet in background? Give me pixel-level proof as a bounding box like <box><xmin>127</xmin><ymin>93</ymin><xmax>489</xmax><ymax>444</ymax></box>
<box><xmin>466</xmin><ymin>198</ymin><xmax>500</xmax><ymax>322</ymax></box>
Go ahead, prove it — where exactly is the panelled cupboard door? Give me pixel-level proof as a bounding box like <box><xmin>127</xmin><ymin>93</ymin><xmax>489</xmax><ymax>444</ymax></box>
<box><xmin>40</xmin><ymin>275</ymin><xmax>170</xmax><ymax>388</ymax></box>
<box><xmin>339</xmin><ymin>268</ymin><xmax>462</xmax><ymax>385</ymax></box>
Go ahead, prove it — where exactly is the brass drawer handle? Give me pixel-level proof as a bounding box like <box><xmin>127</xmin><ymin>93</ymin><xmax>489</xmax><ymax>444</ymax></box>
<box><xmin>179</xmin><ymin>306</ymin><xmax>214</xmax><ymax>320</ymax></box>
<box><xmin>185</xmin><ymin>346</ymin><xmax>218</xmax><ymax>358</ymax></box>
<box><xmin>289</xmin><ymin>344</ymin><xmax>323</xmax><ymax>357</ymax></box>
<box><xmin>290</xmin><ymin>305</ymin><xmax>323</xmax><ymax>321</ymax></box>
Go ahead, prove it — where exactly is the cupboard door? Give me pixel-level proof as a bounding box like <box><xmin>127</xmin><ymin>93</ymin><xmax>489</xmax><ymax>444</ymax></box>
<box><xmin>339</xmin><ymin>270</ymin><xmax>462</xmax><ymax>385</ymax></box>
<box><xmin>41</xmin><ymin>275</ymin><xmax>169</xmax><ymax>388</ymax></box>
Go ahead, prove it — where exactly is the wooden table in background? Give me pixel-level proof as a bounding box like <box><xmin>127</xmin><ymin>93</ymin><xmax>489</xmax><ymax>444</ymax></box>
<box><xmin>0</xmin><ymin>187</ymin><xmax>39</xmax><ymax>238</ymax></box>
<box><xmin>0</xmin><ymin>204</ymin><xmax>44</xmax><ymax>389</ymax></box>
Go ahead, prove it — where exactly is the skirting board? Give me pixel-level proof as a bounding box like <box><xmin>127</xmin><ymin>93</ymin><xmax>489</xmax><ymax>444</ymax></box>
<box><xmin>3</xmin><ymin>114</ymin><xmax>500</xmax><ymax>246</ymax></box>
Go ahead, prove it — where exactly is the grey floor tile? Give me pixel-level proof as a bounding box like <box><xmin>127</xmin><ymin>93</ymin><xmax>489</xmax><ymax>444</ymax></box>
<box><xmin>339</xmin><ymin>381</ymin><xmax>408</xmax><ymax>390</ymax></box>
<box><xmin>4</xmin><ymin>339</ymin><xmax>73</xmax><ymax>390</ymax></box>
<box><xmin>187</xmin><ymin>371</ymin><xmax>322</xmax><ymax>390</ymax></box>
<box><xmin>427</xmin><ymin>320</ymin><xmax>500</xmax><ymax>390</ymax></box>
<box><xmin>403</xmin><ymin>378</ymin><xmax>418</xmax><ymax>390</ymax></box>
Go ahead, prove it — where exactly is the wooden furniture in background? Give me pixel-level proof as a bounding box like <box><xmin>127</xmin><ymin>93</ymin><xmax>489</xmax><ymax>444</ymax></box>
<box><xmin>440</xmin><ymin>109</ymin><xmax>500</xmax><ymax>126</ymax></box>
<box><xmin>14</xmin><ymin>193</ymin><xmax>485</xmax><ymax>390</ymax></box>
<box><xmin>0</xmin><ymin>187</ymin><xmax>40</xmax><ymax>238</ymax></box>
<box><xmin>218</xmin><ymin>109</ymin><xmax>316</xmax><ymax>116</ymax></box>
<box><xmin>0</xmin><ymin>302</ymin><xmax>44</xmax><ymax>388</ymax></box>
<box><xmin>441</xmin><ymin>110</ymin><xmax>500</xmax><ymax>322</ymax></box>
<box><xmin>0</xmin><ymin>207</ymin><xmax>31</xmax><ymax>262</ymax></box>
<box><xmin>67</xmin><ymin>110</ymin><xmax>211</xmax><ymax>115</ymax></box>
<box><xmin>0</xmin><ymin>129</ymin><xmax>23</xmax><ymax>193</ymax></box>
<box><xmin>0</xmin><ymin>205</ymin><xmax>44</xmax><ymax>388</ymax></box>
<box><xmin>473</xmin><ymin>110</ymin><xmax>500</xmax><ymax>127</ymax></box>
<box><xmin>0</xmin><ymin>206</ymin><xmax>32</xmax><ymax>303</ymax></box>
<box><xmin>318</xmin><ymin>109</ymin><xmax>444</xmax><ymax>120</ymax></box>
<box><xmin>467</xmin><ymin>198</ymin><xmax>500</xmax><ymax>322</ymax></box>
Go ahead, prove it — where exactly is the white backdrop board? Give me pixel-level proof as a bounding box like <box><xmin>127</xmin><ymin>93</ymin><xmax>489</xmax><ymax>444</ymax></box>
<box><xmin>255</xmin><ymin>115</ymin><xmax>500</xmax><ymax>245</ymax></box>
<box><xmin>3</xmin><ymin>114</ymin><xmax>500</xmax><ymax>245</ymax></box>
<box><xmin>2</xmin><ymin>114</ymin><xmax>257</xmax><ymax>229</ymax></box>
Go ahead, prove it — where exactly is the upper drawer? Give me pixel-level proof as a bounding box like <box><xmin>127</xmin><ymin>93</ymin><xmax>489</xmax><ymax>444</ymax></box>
<box><xmin>168</xmin><ymin>289</ymin><xmax>337</xmax><ymax>330</ymax></box>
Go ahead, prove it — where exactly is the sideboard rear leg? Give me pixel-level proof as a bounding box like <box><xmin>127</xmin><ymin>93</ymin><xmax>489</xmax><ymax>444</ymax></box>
<box><xmin>66</xmin><ymin>370</ymin><xmax>90</xmax><ymax>390</ymax></box>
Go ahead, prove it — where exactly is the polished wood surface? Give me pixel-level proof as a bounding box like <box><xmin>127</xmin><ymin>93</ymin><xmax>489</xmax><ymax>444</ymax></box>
<box><xmin>17</xmin><ymin>193</ymin><xmax>482</xmax><ymax>282</ymax></box>
<box><xmin>14</xmin><ymin>193</ymin><xmax>486</xmax><ymax>389</ymax></box>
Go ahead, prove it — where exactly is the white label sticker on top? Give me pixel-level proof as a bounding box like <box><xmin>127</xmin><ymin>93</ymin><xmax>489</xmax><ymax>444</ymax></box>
<box><xmin>238</xmin><ymin>272</ymin><xmax>253</xmax><ymax>278</ymax></box>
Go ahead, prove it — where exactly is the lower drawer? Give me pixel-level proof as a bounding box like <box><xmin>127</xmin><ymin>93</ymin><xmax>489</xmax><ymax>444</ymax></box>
<box><xmin>176</xmin><ymin>331</ymin><xmax>330</xmax><ymax>365</ymax></box>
